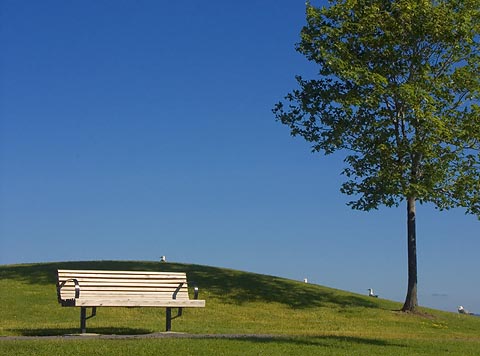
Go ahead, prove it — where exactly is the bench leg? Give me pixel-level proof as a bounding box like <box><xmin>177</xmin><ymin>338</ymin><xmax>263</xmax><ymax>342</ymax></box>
<box><xmin>80</xmin><ymin>307</ymin><xmax>87</xmax><ymax>333</ymax></box>
<box><xmin>166</xmin><ymin>307</ymin><xmax>172</xmax><ymax>332</ymax></box>
<box><xmin>80</xmin><ymin>307</ymin><xmax>97</xmax><ymax>333</ymax></box>
<box><xmin>165</xmin><ymin>307</ymin><xmax>184</xmax><ymax>331</ymax></box>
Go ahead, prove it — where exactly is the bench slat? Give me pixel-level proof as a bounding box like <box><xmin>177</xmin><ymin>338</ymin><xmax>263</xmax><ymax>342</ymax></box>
<box><xmin>58</xmin><ymin>269</ymin><xmax>187</xmax><ymax>274</ymax></box>
<box><xmin>62</xmin><ymin>292</ymin><xmax>190</xmax><ymax>298</ymax></box>
<box><xmin>58</xmin><ymin>270</ymin><xmax>186</xmax><ymax>277</ymax></box>
<box><xmin>60</xmin><ymin>289</ymin><xmax>189</xmax><ymax>296</ymax></box>
<box><xmin>58</xmin><ymin>276</ymin><xmax>187</xmax><ymax>279</ymax></box>
<box><xmin>60</xmin><ymin>286</ymin><xmax>189</xmax><ymax>292</ymax></box>
<box><xmin>74</xmin><ymin>299</ymin><xmax>206</xmax><ymax>307</ymax></box>
<box><xmin>60</xmin><ymin>291</ymin><xmax>190</xmax><ymax>299</ymax></box>
<box><xmin>59</xmin><ymin>283</ymin><xmax>187</xmax><ymax>289</ymax></box>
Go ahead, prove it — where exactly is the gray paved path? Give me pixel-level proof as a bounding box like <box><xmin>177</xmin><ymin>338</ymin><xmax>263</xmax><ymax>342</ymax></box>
<box><xmin>0</xmin><ymin>333</ymin><xmax>283</xmax><ymax>341</ymax></box>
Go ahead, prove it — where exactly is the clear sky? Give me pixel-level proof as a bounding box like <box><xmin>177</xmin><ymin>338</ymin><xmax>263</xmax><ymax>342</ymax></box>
<box><xmin>1</xmin><ymin>0</ymin><xmax>478</xmax><ymax>314</ymax></box>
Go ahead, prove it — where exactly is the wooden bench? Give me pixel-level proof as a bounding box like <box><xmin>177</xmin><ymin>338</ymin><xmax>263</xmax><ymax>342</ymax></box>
<box><xmin>56</xmin><ymin>269</ymin><xmax>205</xmax><ymax>333</ymax></box>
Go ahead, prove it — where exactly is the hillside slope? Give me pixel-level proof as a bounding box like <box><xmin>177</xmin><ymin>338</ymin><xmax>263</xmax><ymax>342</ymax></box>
<box><xmin>1</xmin><ymin>260</ymin><xmax>479</xmax><ymax>342</ymax></box>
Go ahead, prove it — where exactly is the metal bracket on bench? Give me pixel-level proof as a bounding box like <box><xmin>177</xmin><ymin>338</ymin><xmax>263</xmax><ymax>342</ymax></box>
<box><xmin>165</xmin><ymin>281</ymin><xmax>199</xmax><ymax>331</ymax></box>
<box><xmin>80</xmin><ymin>307</ymin><xmax>97</xmax><ymax>333</ymax></box>
<box><xmin>173</xmin><ymin>283</ymin><xmax>184</xmax><ymax>300</ymax></box>
<box><xmin>186</xmin><ymin>281</ymin><xmax>199</xmax><ymax>299</ymax></box>
<box><xmin>173</xmin><ymin>282</ymin><xmax>199</xmax><ymax>300</ymax></box>
<box><xmin>57</xmin><ymin>278</ymin><xmax>80</xmax><ymax>306</ymax></box>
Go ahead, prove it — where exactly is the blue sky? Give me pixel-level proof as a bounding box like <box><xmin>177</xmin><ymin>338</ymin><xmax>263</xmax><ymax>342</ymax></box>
<box><xmin>1</xmin><ymin>0</ymin><xmax>478</xmax><ymax>314</ymax></box>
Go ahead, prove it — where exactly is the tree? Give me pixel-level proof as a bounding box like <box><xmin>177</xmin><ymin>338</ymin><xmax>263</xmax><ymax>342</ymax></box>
<box><xmin>274</xmin><ymin>0</ymin><xmax>480</xmax><ymax>312</ymax></box>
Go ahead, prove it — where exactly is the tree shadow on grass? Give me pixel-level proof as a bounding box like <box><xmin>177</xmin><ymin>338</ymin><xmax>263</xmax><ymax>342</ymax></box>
<box><xmin>0</xmin><ymin>260</ymin><xmax>380</xmax><ymax>310</ymax></box>
<box><xmin>3</xmin><ymin>332</ymin><xmax>408</xmax><ymax>349</ymax></box>
<box><xmin>218</xmin><ymin>334</ymin><xmax>407</xmax><ymax>349</ymax></box>
<box><xmin>182</xmin><ymin>263</ymin><xmax>380</xmax><ymax>310</ymax></box>
<box><xmin>292</xmin><ymin>335</ymin><xmax>407</xmax><ymax>348</ymax></box>
<box><xmin>0</xmin><ymin>261</ymin><xmax>167</xmax><ymax>285</ymax></box>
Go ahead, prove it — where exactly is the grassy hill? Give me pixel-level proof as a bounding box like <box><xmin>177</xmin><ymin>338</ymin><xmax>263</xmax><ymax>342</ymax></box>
<box><xmin>1</xmin><ymin>260</ymin><xmax>479</xmax><ymax>355</ymax></box>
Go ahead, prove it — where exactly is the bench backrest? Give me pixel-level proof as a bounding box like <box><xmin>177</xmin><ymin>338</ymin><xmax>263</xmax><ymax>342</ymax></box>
<box><xmin>57</xmin><ymin>269</ymin><xmax>191</xmax><ymax>301</ymax></box>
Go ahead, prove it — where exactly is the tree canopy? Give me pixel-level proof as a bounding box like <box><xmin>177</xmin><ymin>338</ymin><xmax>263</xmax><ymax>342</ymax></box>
<box><xmin>275</xmin><ymin>0</ymin><xmax>479</xmax><ymax>215</ymax></box>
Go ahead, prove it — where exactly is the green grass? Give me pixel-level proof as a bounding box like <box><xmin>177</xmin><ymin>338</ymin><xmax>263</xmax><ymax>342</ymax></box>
<box><xmin>1</xmin><ymin>260</ymin><xmax>479</xmax><ymax>355</ymax></box>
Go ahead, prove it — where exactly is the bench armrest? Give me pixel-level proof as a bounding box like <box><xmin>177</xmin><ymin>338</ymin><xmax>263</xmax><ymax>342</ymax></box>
<box><xmin>57</xmin><ymin>278</ymin><xmax>80</xmax><ymax>305</ymax></box>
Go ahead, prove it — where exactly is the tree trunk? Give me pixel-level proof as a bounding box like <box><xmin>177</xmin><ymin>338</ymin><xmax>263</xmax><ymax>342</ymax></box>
<box><xmin>402</xmin><ymin>196</ymin><xmax>418</xmax><ymax>312</ymax></box>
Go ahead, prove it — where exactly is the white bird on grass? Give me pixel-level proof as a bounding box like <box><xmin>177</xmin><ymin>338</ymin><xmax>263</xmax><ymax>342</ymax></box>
<box><xmin>368</xmin><ymin>288</ymin><xmax>378</xmax><ymax>298</ymax></box>
<box><xmin>458</xmin><ymin>306</ymin><xmax>473</xmax><ymax>315</ymax></box>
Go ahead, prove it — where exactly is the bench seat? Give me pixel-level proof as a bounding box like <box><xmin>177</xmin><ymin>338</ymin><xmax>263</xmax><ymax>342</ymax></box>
<box><xmin>71</xmin><ymin>298</ymin><xmax>206</xmax><ymax>307</ymax></box>
<box><xmin>56</xmin><ymin>269</ymin><xmax>205</xmax><ymax>333</ymax></box>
